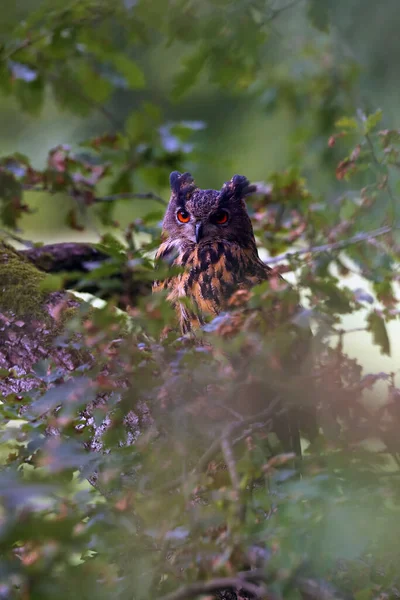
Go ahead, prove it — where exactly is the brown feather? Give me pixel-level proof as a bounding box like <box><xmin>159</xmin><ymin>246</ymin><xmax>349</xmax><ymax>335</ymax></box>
<box><xmin>154</xmin><ymin>238</ymin><xmax>271</xmax><ymax>333</ymax></box>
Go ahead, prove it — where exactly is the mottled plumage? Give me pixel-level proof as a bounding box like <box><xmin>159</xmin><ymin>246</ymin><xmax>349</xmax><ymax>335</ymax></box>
<box><xmin>154</xmin><ymin>171</ymin><xmax>272</xmax><ymax>333</ymax></box>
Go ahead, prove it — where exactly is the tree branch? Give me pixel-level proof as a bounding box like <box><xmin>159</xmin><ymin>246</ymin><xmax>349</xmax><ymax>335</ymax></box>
<box><xmin>0</xmin><ymin>229</ymin><xmax>35</xmax><ymax>248</ymax></box>
<box><xmin>221</xmin><ymin>432</ymin><xmax>247</xmax><ymax>523</ymax></box>
<box><xmin>96</xmin><ymin>192</ymin><xmax>167</xmax><ymax>206</ymax></box>
<box><xmin>20</xmin><ymin>243</ymin><xmax>108</xmax><ymax>273</ymax></box>
<box><xmin>221</xmin><ymin>434</ymin><xmax>241</xmax><ymax>493</ymax></box>
<box><xmin>265</xmin><ymin>225</ymin><xmax>392</xmax><ymax>266</ymax></box>
<box><xmin>158</xmin><ymin>576</ymin><xmax>268</xmax><ymax>600</ymax></box>
<box><xmin>22</xmin><ymin>185</ymin><xmax>167</xmax><ymax>206</ymax></box>
<box><xmin>159</xmin><ymin>398</ymin><xmax>281</xmax><ymax>493</ymax></box>
<box><xmin>18</xmin><ymin>242</ymin><xmax>152</xmax><ymax>308</ymax></box>
<box><xmin>269</xmin><ymin>0</ymin><xmax>305</xmax><ymax>21</ymax></box>
<box><xmin>365</xmin><ymin>132</ymin><xmax>398</xmax><ymax>220</ymax></box>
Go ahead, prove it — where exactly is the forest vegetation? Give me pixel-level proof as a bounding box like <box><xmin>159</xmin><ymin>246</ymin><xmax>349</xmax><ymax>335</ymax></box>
<box><xmin>1</xmin><ymin>1</ymin><xmax>400</xmax><ymax>599</ymax></box>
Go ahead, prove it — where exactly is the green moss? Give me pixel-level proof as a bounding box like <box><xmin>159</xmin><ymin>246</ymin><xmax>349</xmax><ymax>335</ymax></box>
<box><xmin>0</xmin><ymin>242</ymin><xmax>48</xmax><ymax>319</ymax></box>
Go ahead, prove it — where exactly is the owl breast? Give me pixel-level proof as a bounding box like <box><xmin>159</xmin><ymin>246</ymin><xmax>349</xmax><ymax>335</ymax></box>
<box><xmin>154</xmin><ymin>239</ymin><xmax>270</xmax><ymax>333</ymax></box>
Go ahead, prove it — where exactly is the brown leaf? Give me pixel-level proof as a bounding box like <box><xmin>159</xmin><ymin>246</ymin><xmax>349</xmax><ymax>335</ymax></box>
<box><xmin>336</xmin><ymin>159</ymin><xmax>355</xmax><ymax>180</ymax></box>
<box><xmin>328</xmin><ymin>136</ymin><xmax>336</xmax><ymax>147</ymax></box>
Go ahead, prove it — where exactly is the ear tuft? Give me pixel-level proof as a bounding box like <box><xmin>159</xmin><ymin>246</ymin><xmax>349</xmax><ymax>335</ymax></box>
<box><xmin>169</xmin><ymin>171</ymin><xmax>195</xmax><ymax>195</ymax></box>
<box><xmin>169</xmin><ymin>171</ymin><xmax>182</xmax><ymax>191</ymax></box>
<box><xmin>219</xmin><ymin>175</ymin><xmax>256</xmax><ymax>202</ymax></box>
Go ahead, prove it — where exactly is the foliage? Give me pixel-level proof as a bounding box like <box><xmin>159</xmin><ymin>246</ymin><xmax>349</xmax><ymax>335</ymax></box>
<box><xmin>1</xmin><ymin>2</ymin><xmax>400</xmax><ymax>600</ymax></box>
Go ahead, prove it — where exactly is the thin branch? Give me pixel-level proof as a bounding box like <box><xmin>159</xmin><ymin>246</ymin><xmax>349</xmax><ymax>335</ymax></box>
<box><xmin>0</xmin><ymin>229</ymin><xmax>35</xmax><ymax>248</ymax></box>
<box><xmin>2</xmin><ymin>13</ymin><xmax>108</xmax><ymax>62</ymax></box>
<box><xmin>357</xmin><ymin>108</ymin><xmax>397</xmax><ymax>220</ymax></box>
<box><xmin>221</xmin><ymin>435</ymin><xmax>241</xmax><ymax>493</ymax></box>
<box><xmin>269</xmin><ymin>0</ymin><xmax>305</xmax><ymax>21</ymax></box>
<box><xmin>96</xmin><ymin>192</ymin><xmax>167</xmax><ymax>206</ymax></box>
<box><xmin>22</xmin><ymin>185</ymin><xmax>167</xmax><ymax>206</ymax></box>
<box><xmin>221</xmin><ymin>432</ymin><xmax>247</xmax><ymax>522</ymax></box>
<box><xmin>158</xmin><ymin>576</ymin><xmax>267</xmax><ymax>600</ymax></box>
<box><xmin>198</xmin><ymin>399</ymin><xmax>281</xmax><ymax>472</ymax></box>
<box><xmin>365</xmin><ymin>132</ymin><xmax>398</xmax><ymax>221</ymax></box>
<box><xmin>328</xmin><ymin>327</ymin><xmax>367</xmax><ymax>336</ymax></box>
<box><xmin>3</xmin><ymin>32</ymin><xmax>50</xmax><ymax>62</ymax></box>
<box><xmin>365</xmin><ymin>133</ymin><xmax>382</xmax><ymax>170</ymax></box>
<box><xmin>295</xmin><ymin>577</ymin><xmax>346</xmax><ymax>600</ymax></box>
<box><xmin>264</xmin><ymin>225</ymin><xmax>392</xmax><ymax>266</ymax></box>
<box><xmin>159</xmin><ymin>398</ymin><xmax>281</xmax><ymax>493</ymax></box>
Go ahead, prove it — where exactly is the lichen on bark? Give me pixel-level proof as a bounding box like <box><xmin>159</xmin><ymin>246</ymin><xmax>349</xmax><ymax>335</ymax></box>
<box><xmin>0</xmin><ymin>242</ymin><xmax>84</xmax><ymax>395</ymax></box>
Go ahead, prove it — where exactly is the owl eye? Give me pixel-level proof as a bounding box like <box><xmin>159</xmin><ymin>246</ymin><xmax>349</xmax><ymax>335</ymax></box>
<box><xmin>212</xmin><ymin>209</ymin><xmax>229</xmax><ymax>225</ymax></box>
<box><xmin>176</xmin><ymin>209</ymin><xmax>190</xmax><ymax>223</ymax></box>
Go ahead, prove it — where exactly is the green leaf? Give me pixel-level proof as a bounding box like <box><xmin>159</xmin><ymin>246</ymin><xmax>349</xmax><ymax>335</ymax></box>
<box><xmin>364</xmin><ymin>109</ymin><xmax>383</xmax><ymax>134</ymax></box>
<box><xmin>367</xmin><ymin>310</ymin><xmax>391</xmax><ymax>356</ymax></box>
<box><xmin>41</xmin><ymin>438</ymin><xmax>97</xmax><ymax>472</ymax></box>
<box><xmin>28</xmin><ymin>377</ymin><xmax>94</xmax><ymax>418</ymax></box>
<box><xmin>340</xmin><ymin>198</ymin><xmax>358</xmax><ymax>220</ymax></box>
<box><xmin>125</xmin><ymin>103</ymin><xmax>161</xmax><ymax>141</ymax></box>
<box><xmin>38</xmin><ymin>273</ymin><xmax>64</xmax><ymax>293</ymax></box>
<box><xmin>13</xmin><ymin>76</ymin><xmax>45</xmax><ymax>115</ymax></box>
<box><xmin>171</xmin><ymin>47</ymin><xmax>208</xmax><ymax>100</ymax></box>
<box><xmin>0</xmin><ymin>170</ymin><xmax>24</xmax><ymax>228</ymax></box>
<box><xmin>307</xmin><ymin>0</ymin><xmax>330</xmax><ymax>32</ymax></box>
<box><xmin>51</xmin><ymin>69</ymin><xmax>92</xmax><ymax>116</ymax></box>
<box><xmin>111</xmin><ymin>53</ymin><xmax>146</xmax><ymax>89</ymax></box>
<box><xmin>308</xmin><ymin>278</ymin><xmax>353</xmax><ymax>313</ymax></box>
<box><xmin>0</xmin><ymin>471</ymin><xmax>56</xmax><ymax>508</ymax></box>
<box><xmin>354</xmin><ymin>590</ymin><xmax>373</xmax><ymax>600</ymax></box>
<box><xmin>335</xmin><ymin>116</ymin><xmax>359</xmax><ymax>131</ymax></box>
<box><xmin>96</xmin><ymin>233</ymin><xmax>127</xmax><ymax>257</ymax></box>
<box><xmin>75</xmin><ymin>61</ymin><xmax>113</xmax><ymax>103</ymax></box>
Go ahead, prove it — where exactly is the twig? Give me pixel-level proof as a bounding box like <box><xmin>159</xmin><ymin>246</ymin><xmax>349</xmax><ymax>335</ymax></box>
<box><xmin>200</xmin><ymin>401</ymin><xmax>281</xmax><ymax>466</ymax></box>
<box><xmin>3</xmin><ymin>33</ymin><xmax>50</xmax><ymax>62</ymax></box>
<box><xmin>328</xmin><ymin>327</ymin><xmax>367</xmax><ymax>336</ymax></box>
<box><xmin>3</xmin><ymin>11</ymin><xmax>110</xmax><ymax>62</ymax></box>
<box><xmin>357</xmin><ymin>109</ymin><xmax>397</xmax><ymax>220</ymax></box>
<box><xmin>158</xmin><ymin>576</ymin><xmax>267</xmax><ymax>600</ymax></box>
<box><xmin>22</xmin><ymin>185</ymin><xmax>167</xmax><ymax>206</ymax></box>
<box><xmin>221</xmin><ymin>432</ymin><xmax>247</xmax><ymax>522</ymax></box>
<box><xmin>264</xmin><ymin>225</ymin><xmax>392</xmax><ymax>266</ymax></box>
<box><xmin>295</xmin><ymin>577</ymin><xmax>346</xmax><ymax>600</ymax></box>
<box><xmin>221</xmin><ymin>435</ymin><xmax>241</xmax><ymax>493</ymax></box>
<box><xmin>96</xmin><ymin>192</ymin><xmax>167</xmax><ymax>206</ymax></box>
<box><xmin>0</xmin><ymin>229</ymin><xmax>35</xmax><ymax>248</ymax></box>
<box><xmin>365</xmin><ymin>132</ymin><xmax>398</xmax><ymax>221</ymax></box>
<box><xmin>239</xmin><ymin>569</ymin><xmax>277</xmax><ymax>586</ymax></box>
<box><xmin>159</xmin><ymin>399</ymin><xmax>281</xmax><ymax>493</ymax></box>
<box><xmin>269</xmin><ymin>0</ymin><xmax>304</xmax><ymax>21</ymax></box>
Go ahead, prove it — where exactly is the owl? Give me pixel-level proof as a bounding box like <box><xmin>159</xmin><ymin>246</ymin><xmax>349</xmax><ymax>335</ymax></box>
<box><xmin>153</xmin><ymin>171</ymin><xmax>318</xmax><ymax>455</ymax></box>
<box><xmin>153</xmin><ymin>171</ymin><xmax>276</xmax><ymax>334</ymax></box>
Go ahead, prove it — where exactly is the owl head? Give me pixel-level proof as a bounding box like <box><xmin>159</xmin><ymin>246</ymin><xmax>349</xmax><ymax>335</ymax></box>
<box><xmin>162</xmin><ymin>171</ymin><xmax>257</xmax><ymax>246</ymax></box>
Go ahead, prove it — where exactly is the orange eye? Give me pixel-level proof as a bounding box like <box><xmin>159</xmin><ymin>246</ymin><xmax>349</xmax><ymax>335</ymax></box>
<box><xmin>177</xmin><ymin>209</ymin><xmax>190</xmax><ymax>223</ymax></box>
<box><xmin>212</xmin><ymin>210</ymin><xmax>229</xmax><ymax>225</ymax></box>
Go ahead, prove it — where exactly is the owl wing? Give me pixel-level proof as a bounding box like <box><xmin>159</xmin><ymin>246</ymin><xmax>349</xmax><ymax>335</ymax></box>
<box><xmin>153</xmin><ymin>240</ymin><xmax>206</xmax><ymax>333</ymax></box>
<box><xmin>153</xmin><ymin>240</ymin><xmax>264</xmax><ymax>333</ymax></box>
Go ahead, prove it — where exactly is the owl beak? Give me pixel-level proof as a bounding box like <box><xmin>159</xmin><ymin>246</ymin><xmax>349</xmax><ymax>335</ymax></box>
<box><xmin>195</xmin><ymin>222</ymin><xmax>204</xmax><ymax>243</ymax></box>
